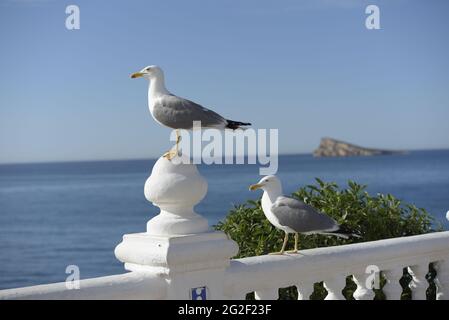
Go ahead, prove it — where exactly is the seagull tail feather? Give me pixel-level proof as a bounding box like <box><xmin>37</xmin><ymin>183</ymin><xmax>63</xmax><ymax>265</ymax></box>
<box><xmin>226</xmin><ymin>120</ymin><xmax>252</xmax><ymax>130</ymax></box>
<box><xmin>319</xmin><ymin>230</ymin><xmax>362</xmax><ymax>239</ymax></box>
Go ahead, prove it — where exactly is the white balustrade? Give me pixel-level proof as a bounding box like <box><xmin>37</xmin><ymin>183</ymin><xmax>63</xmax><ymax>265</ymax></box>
<box><xmin>1</xmin><ymin>155</ymin><xmax>449</xmax><ymax>300</ymax></box>
<box><xmin>2</xmin><ymin>232</ymin><xmax>449</xmax><ymax>300</ymax></box>
<box><xmin>223</xmin><ymin>232</ymin><xmax>449</xmax><ymax>300</ymax></box>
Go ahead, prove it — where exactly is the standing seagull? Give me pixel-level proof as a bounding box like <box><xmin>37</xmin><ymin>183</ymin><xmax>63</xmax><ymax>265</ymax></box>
<box><xmin>131</xmin><ymin>66</ymin><xmax>251</xmax><ymax>159</ymax></box>
<box><xmin>249</xmin><ymin>175</ymin><xmax>357</xmax><ymax>255</ymax></box>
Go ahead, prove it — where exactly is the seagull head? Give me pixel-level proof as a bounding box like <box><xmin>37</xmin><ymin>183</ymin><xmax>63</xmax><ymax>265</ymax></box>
<box><xmin>249</xmin><ymin>175</ymin><xmax>282</xmax><ymax>192</ymax></box>
<box><xmin>130</xmin><ymin>65</ymin><xmax>163</xmax><ymax>80</ymax></box>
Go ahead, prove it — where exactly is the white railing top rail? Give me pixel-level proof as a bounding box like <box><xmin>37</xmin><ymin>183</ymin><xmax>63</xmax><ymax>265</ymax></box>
<box><xmin>1</xmin><ymin>231</ymin><xmax>448</xmax><ymax>300</ymax></box>
<box><xmin>224</xmin><ymin>231</ymin><xmax>449</xmax><ymax>296</ymax></box>
<box><xmin>0</xmin><ymin>272</ymin><xmax>166</xmax><ymax>300</ymax></box>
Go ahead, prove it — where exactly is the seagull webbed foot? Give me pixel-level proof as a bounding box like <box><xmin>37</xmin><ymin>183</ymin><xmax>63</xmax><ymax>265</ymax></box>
<box><xmin>163</xmin><ymin>130</ymin><xmax>182</xmax><ymax>161</ymax></box>
<box><xmin>163</xmin><ymin>150</ymin><xmax>177</xmax><ymax>161</ymax></box>
<box><xmin>268</xmin><ymin>251</ymin><xmax>285</xmax><ymax>255</ymax></box>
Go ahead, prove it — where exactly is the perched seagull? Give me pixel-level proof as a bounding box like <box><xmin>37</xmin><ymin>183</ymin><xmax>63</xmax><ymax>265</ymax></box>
<box><xmin>249</xmin><ymin>175</ymin><xmax>357</xmax><ymax>255</ymax></box>
<box><xmin>131</xmin><ymin>65</ymin><xmax>251</xmax><ymax>159</ymax></box>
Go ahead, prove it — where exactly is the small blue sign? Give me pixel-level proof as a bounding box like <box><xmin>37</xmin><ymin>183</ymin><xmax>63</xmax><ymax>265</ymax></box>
<box><xmin>191</xmin><ymin>286</ymin><xmax>207</xmax><ymax>300</ymax></box>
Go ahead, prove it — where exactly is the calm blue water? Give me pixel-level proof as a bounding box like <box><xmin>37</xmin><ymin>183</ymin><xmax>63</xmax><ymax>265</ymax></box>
<box><xmin>0</xmin><ymin>150</ymin><xmax>448</xmax><ymax>289</ymax></box>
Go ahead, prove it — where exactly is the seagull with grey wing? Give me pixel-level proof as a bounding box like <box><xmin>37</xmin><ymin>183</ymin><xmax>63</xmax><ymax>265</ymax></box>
<box><xmin>131</xmin><ymin>66</ymin><xmax>251</xmax><ymax>159</ymax></box>
<box><xmin>249</xmin><ymin>175</ymin><xmax>358</xmax><ymax>255</ymax></box>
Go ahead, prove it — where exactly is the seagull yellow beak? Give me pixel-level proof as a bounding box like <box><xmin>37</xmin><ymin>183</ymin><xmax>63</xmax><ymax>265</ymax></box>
<box><xmin>130</xmin><ymin>72</ymin><xmax>144</xmax><ymax>79</ymax></box>
<box><xmin>249</xmin><ymin>183</ymin><xmax>264</xmax><ymax>191</ymax></box>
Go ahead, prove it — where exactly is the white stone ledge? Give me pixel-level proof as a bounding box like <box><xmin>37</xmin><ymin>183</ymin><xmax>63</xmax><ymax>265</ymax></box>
<box><xmin>224</xmin><ymin>231</ymin><xmax>449</xmax><ymax>295</ymax></box>
<box><xmin>2</xmin><ymin>232</ymin><xmax>448</xmax><ymax>300</ymax></box>
<box><xmin>0</xmin><ymin>272</ymin><xmax>166</xmax><ymax>300</ymax></box>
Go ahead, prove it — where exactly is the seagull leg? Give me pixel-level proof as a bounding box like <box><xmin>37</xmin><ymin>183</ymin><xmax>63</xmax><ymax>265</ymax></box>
<box><xmin>163</xmin><ymin>130</ymin><xmax>182</xmax><ymax>160</ymax></box>
<box><xmin>269</xmin><ymin>232</ymin><xmax>288</xmax><ymax>255</ymax></box>
<box><xmin>162</xmin><ymin>149</ymin><xmax>176</xmax><ymax>160</ymax></box>
<box><xmin>175</xmin><ymin>129</ymin><xmax>182</xmax><ymax>155</ymax></box>
<box><xmin>287</xmin><ymin>233</ymin><xmax>299</xmax><ymax>254</ymax></box>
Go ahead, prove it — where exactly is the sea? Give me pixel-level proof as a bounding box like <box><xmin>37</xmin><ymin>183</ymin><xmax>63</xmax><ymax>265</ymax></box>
<box><xmin>0</xmin><ymin>150</ymin><xmax>448</xmax><ymax>289</ymax></box>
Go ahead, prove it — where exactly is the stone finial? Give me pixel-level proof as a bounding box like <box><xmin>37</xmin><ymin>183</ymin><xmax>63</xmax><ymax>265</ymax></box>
<box><xmin>144</xmin><ymin>155</ymin><xmax>209</xmax><ymax>235</ymax></box>
<box><xmin>114</xmin><ymin>155</ymin><xmax>239</xmax><ymax>299</ymax></box>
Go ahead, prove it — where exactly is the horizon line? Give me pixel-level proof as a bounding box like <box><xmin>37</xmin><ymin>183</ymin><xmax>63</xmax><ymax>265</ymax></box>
<box><xmin>1</xmin><ymin>147</ymin><xmax>449</xmax><ymax>166</ymax></box>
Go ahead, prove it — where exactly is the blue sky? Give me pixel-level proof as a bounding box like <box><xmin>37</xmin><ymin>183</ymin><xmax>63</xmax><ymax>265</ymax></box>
<box><xmin>0</xmin><ymin>0</ymin><xmax>448</xmax><ymax>163</ymax></box>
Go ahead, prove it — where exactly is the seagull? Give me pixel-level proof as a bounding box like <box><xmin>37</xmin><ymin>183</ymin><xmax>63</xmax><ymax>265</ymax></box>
<box><xmin>131</xmin><ymin>65</ymin><xmax>251</xmax><ymax>159</ymax></box>
<box><xmin>249</xmin><ymin>175</ymin><xmax>357</xmax><ymax>255</ymax></box>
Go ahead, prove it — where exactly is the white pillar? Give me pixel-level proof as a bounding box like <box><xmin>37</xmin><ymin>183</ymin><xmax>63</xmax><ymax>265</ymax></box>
<box><xmin>254</xmin><ymin>289</ymin><xmax>278</xmax><ymax>300</ymax></box>
<box><xmin>435</xmin><ymin>260</ymin><xmax>449</xmax><ymax>300</ymax></box>
<box><xmin>296</xmin><ymin>282</ymin><xmax>314</xmax><ymax>300</ymax></box>
<box><xmin>408</xmin><ymin>264</ymin><xmax>429</xmax><ymax>300</ymax></box>
<box><xmin>323</xmin><ymin>277</ymin><xmax>346</xmax><ymax>300</ymax></box>
<box><xmin>383</xmin><ymin>268</ymin><xmax>404</xmax><ymax>300</ymax></box>
<box><xmin>352</xmin><ymin>273</ymin><xmax>375</xmax><ymax>300</ymax></box>
<box><xmin>114</xmin><ymin>156</ymin><xmax>239</xmax><ymax>300</ymax></box>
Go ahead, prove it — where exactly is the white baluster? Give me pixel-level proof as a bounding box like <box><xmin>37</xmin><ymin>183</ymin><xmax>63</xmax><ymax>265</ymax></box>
<box><xmin>323</xmin><ymin>277</ymin><xmax>346</xmax><ymax>300</ymax></box>
<box><xmin>254</xmin><ymin>288</ymin><xmax>279</xmax><ymax>300</ymax></box>
<box><xmin>296</xmin><ymin>282</ymin><xmax>314</xmax><ymax>300</ymax></box>
<box><xmin>408</xmin><ymin>263</ymin><xmax>429</xmax><ymax>300</ymax></box>
<box><xmin>434</xmin><ymin>260</ymin><xmax>449</xmax><ymax>300</ymax></box>
<box><xmin>382</xmin><ymin>268</ymin><xmax>404</xmax><ymax>300</ymax></box>
<box><xmin>352</xmin><ymin>273</ymin><xmax>376</xmax><ymax>300</ymax></box>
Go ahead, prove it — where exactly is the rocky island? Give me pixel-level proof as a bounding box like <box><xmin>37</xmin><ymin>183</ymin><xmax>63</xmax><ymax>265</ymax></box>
<box><xmin>313</xmin><ymin>137</ymin><xmax>402</xmax><ymax>157</ymax></box>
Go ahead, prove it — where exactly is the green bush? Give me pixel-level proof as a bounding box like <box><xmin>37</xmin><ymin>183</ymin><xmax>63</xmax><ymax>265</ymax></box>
<box><xmin>214</xmin><ymin>179</ymin><xmax>439</xmax><ymax>300</ymax></box>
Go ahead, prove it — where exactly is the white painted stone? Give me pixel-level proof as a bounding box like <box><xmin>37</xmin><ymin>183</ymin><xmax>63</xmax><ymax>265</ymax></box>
<box><xmin>296</xmin><ymin>282</ymin><xmax>314</xmax><ymax>300</ymax></box>
<box><xmin>2</xmin><ymin>232</ymin><xmax>449</xmax><ymax>300</ymax></box>
<box><xmin>224</xmin><ymin>232</ymin><xmax>449</xmax><ymax>299</ymax></box>
<box><xmin>115</xmin><ymin>231</ymin><xmax>238</xmax><ymax>299</ymax></box>
<box><xmin>382</xmin><ymin>268</ymin><xmax>404</xmax><ymax>300</ymax></box>
<box><xmin>324</xmin><ymin>277</ymin><xmax>346</xmax><ymax>300</ymax></box>
<box><xmin>115</xmin><ymin>155</ymin><xmax>239</xmax><ymax>299</ymax></box>
<box><xmin>115</xmin><ymin>232</ymin><xmax>238</xmax><ymax>274</ymax></box>
<box><xmin>254</xmin><ymin>288</ymin><xmax>278</xmax><ymax>300</ymax></box>
<box><xmin>0</xmin><ymin>272</ymin><xmax>165</xmax><ymax>300</ymax></box>
<box><xmin>434</xmin><ymin>260</ymin><xmax>449</xmax><ymax>300</ymax></box>
<box><xmin>352</xmin><ymin>273</ymin><xmax>375</xmax><ymax>300</ymax></box>
<box><xmin>144</xmin><ymin>155</ymin><xmax>209</xmax><ymax>235</ymax></box>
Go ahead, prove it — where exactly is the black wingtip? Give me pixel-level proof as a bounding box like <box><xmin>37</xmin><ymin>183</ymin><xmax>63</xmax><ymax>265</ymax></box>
<box><xmin>323</xmin><ymin>227</ymin><xmax>362</xmax><ymax>239</ymax></box>
<box><xmin>333</xmin><ymin>230</ymin><xmax>362</xmax><ymax>239</ymax></box>
<box><xmin>226</xmin><ymin>120</ymin><xmax>252</xmax><ymax>130</ymax></box>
